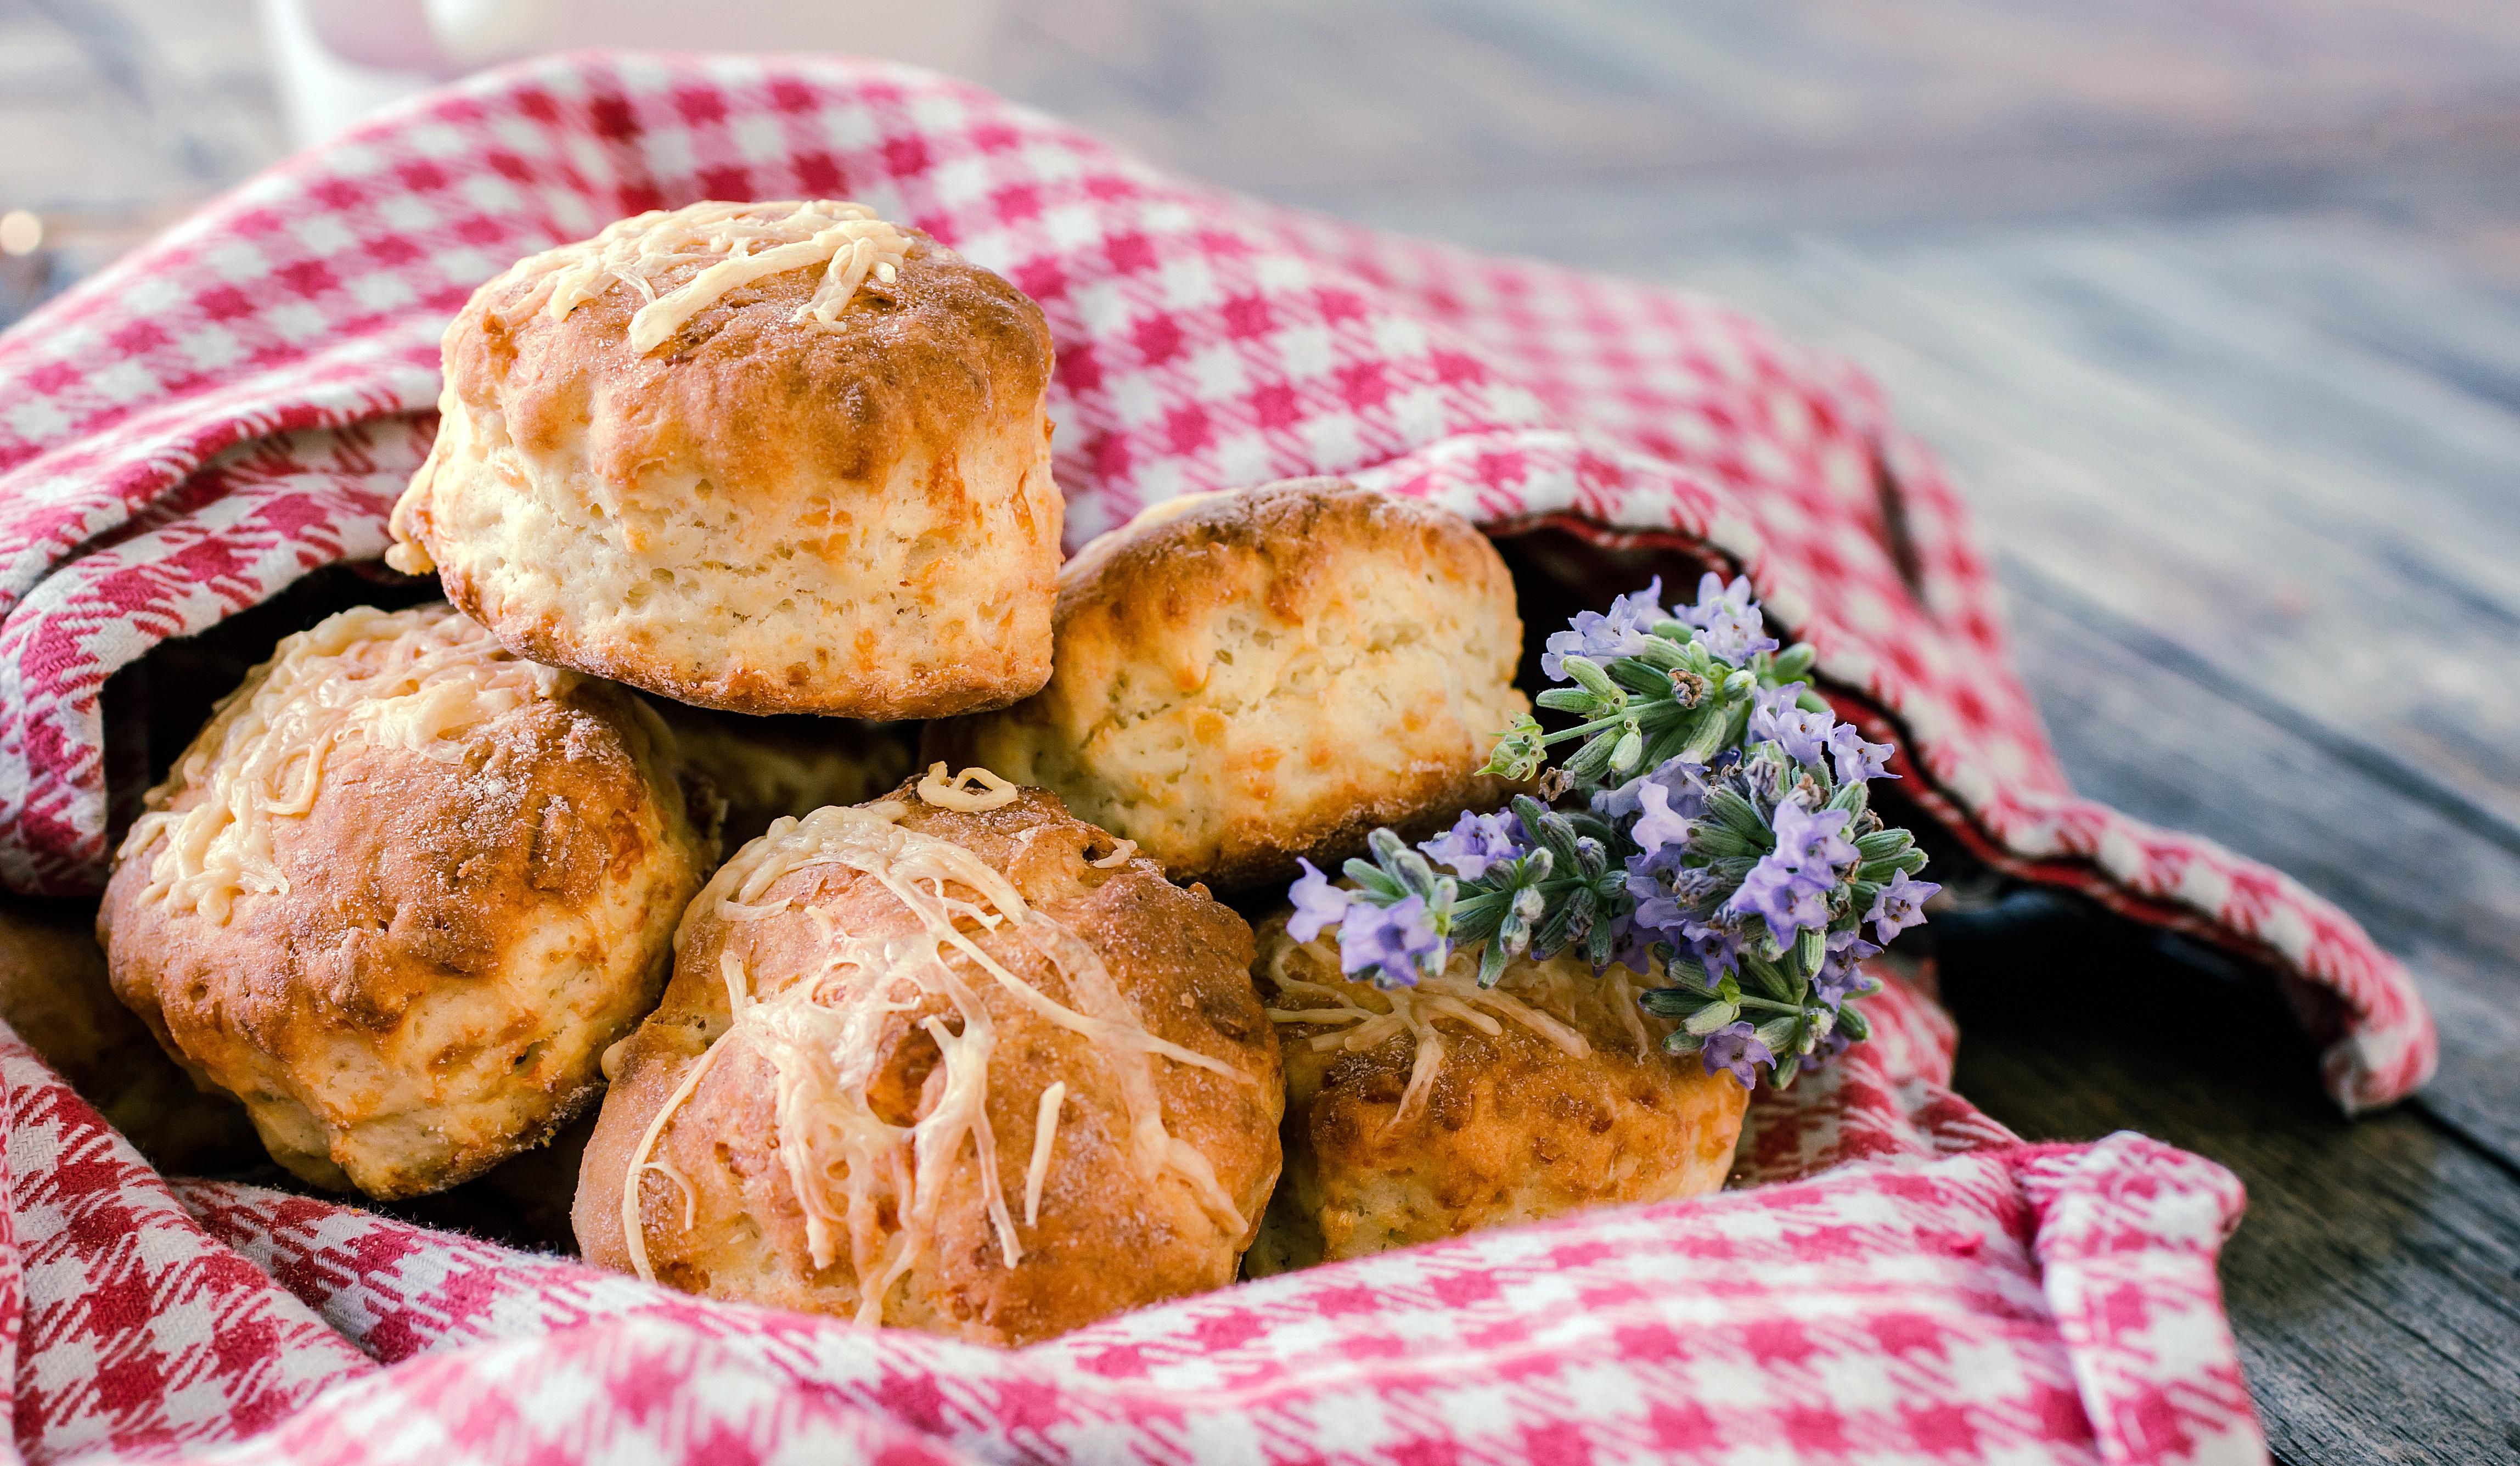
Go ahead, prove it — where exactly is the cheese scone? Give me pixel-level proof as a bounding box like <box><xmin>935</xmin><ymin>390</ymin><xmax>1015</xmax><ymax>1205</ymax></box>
<box><xmin>1247</xmin><ymin>913</ymin><xmax>1747</xmax><ymax>1274</ymax></box>
<box><xmin>101</xmin><ymin>604</ymin><xmax>716</xmax><ymax>1198</ymax></box>
<box><xmin>576</xmin><ymin>771</ymin><xmax>1282</xmax><ymax>1346</ymax></box>
<box><xmin>390</xmin><ymin>200</ymin><xmax>1060</xmax><ymax>719</ymax></box>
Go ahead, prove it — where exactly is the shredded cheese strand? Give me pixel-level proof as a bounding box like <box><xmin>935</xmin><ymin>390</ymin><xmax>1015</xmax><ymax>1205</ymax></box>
<box><xmin>1267</xmin><ymin>937</ymin><xmax>1676</xmax><ymax>1132</ymax></box>
<box><xmin>1023</xmin><ymin>1081</ymin><xmax>1066</xmax><ymax>1227</ymax></box>
<box><xmin>622</xmin><ymin>1036</ymin><xmax>728</xmax><ymax>1285</ymax></box>
<box><xmin>916</xmin><ymin>762</ymin><xmax>1020</xmax><ymax>812</ymax></box>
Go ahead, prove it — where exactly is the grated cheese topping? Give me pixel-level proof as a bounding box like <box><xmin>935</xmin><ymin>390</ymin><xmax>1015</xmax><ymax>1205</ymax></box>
<box><xmin>537</xmin><ymin>200</ymin><xmax>912</xmax><ymax>355</ymax></box>
<box><xmin>117</xmin><ymin>604</ymin><xmax>568</xmax><ymax>925</ymax></box>
<box><xmin>1265</xmin><ymin>936</ymin><xmax>1666</xmax><ymax>1131</ymax></box>
<box><xmin>626</xmin><ymin>801</ymin><xmax>1254</xmax><ymax>1319</ymax></box>
<box><xmin>916</xmin><ymin>762</ymin><xmax>1020</xmax><ymax>812</ymax></box>
<box><xmin>1023</xmin><ymin>1081</ymin><xmax>1066</xmax><ymax>1227</ymax></box>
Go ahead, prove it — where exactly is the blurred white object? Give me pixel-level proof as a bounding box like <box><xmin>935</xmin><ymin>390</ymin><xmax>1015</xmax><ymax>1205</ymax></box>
<box><xmin>260</xmin><ymin>0</ymin><xmax>1008</xmax><ymax>149</ymax></box>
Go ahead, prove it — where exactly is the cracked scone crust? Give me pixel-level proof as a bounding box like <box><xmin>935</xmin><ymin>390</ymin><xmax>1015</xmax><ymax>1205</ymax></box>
<box><xmin>389</xmin><ymin>201</ymin><xmax>1061</xmax><ymax>718</ymax></box>
<box><xmin>927</xmin><ymin>479</ymin><xmax>1529</xmax><ymax>888</ymax></box>
<box><xmin>100</xmin><ymin>604</ymin><xmax>717</xmax><ymax>1199</ymax></box>
<box><xmin>574</xmin><ymin>782</ymin><xmax>1282</xmax><ymax>1347</ymax></box>
<box><xmin>1246</xmin><ymin>914</ymin><xmax>1747</xmax><ymax>1274</ymax></box>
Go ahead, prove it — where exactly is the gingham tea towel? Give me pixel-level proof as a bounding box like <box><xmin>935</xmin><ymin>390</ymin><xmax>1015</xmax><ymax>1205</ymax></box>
<box><xmin>0</xmin><ymin>49</ymin><xmax>2401</xmax><ymax>1465</ymax></box>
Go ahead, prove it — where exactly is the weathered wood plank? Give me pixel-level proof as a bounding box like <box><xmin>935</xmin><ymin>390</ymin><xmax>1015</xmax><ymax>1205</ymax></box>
<box><xmin>0</xmin><ymin>0</ymin><xmax>279</xmax><ymax>211</ymax></box>
<box><xmin>2136</xmin><ymin>219</ymin><xmax>2520</xmax><ymax>417</ymax></box>
<box><xmin>1939</xmin><ymin>571</ymin><xmax>2520</xmax><ymax>1463</ymax></box>
<box><xmin>1993</xmin><ymin>568</ymin><xmax>2520</xmax><ymax>1156</ymax></box>
<box><xmin>1863</xmin><ymin>231</ymin><xmax>2520</xmax><ymax>600</ymax></box>
<box><xmin>1624</xmin><ymin>235</ymin><xmax>2520</xmax><ymax>836</ymax></box>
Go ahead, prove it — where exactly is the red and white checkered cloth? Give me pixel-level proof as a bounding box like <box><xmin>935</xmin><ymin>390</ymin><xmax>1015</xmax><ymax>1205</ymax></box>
<box><xmin>0</xmin><ymin>50</ymin><xmax>2423</xmax><ymax>1465</ymax></box>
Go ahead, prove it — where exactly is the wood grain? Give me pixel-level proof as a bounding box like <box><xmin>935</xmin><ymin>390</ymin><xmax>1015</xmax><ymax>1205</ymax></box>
<box><xmin>13</xmin><ymin>1</ymin><xmax>2520</xmax><ymax>1456</ymax></box>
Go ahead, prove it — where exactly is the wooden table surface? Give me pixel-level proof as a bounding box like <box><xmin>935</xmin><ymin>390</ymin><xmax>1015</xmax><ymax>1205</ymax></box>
<box><xmin>8</xmin><ymin>2</ymin><xmax>2520</xmax><ymax>1461</ymax></box>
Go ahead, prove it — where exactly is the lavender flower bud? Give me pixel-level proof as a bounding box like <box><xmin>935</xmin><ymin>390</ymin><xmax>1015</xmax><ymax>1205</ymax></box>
<box><xmin>1481</xmin><ymin>714</ymin><xmax>1547</xmax><ymax>780</ymax></box>
<box><xmin>1609</xmin><ymin>726</ymin><xmax>1645</xmax><ymax>774</ymax></box>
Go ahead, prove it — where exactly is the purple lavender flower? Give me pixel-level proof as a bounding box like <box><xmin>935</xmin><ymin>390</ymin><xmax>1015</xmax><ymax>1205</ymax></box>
<box><xmin>1677</xmin><ymin>573</ymin><xmax>1778</xmax><ymax>665</ymax></box>
<box><xmin>1677</xmin><ymin>572</ymin><xmax>1753</xmax><ymax>630</ymax></box>
<box><xmin>1728</xmin><ymin>853</ymin><xmax>1833</xmax><ymax>945</ymax></box>
<box><xmin>1604</xmin><ymin>909</ymin><xmax>1660</xmax><ymax>976</ymax></box>
<box><xmin>1866</xmin><ymin>869</ymin><xmax>1942</xmax><ymax>944</ymax></box>
<box><xmin>1827</xmin><ymin>927</ymin><xmax>1883</xmax><ymax>960</ymax></box>
<box><xmin>1595</xmin><ymin>755</ymin><xmax>1712</xmax><ymax>824</ymax></box>
<box><xmin>1541</xmin><ymin>577</ymin><xmax>1668</xmax><ymax>681</ymax></box>
<box><xmin>1813</xmin><ymin>930</ymin><xmax>1883</xmax><ymax>1006</ymax></box>
<box><xmin>1630</xmin><ymin>779</ymin><xmax>1699</xmax><ymax>855</ymax></box>
<box><xmin>1748</xmin><ymin>682</ymin><xmax>1835</xmax><ymax>767</ymax></box>
<box><xmin>1699</xmin><ymin>608</ymin><xmax>1779</xmax><ymax>666</ymax></box>
<box><xmin>1676</xmin><ymin>918</ymin><xmax>1745</xmax><ymax>979</ymax></box>
<box><xmin>1621</xmin><ymin>858</ymin><xmax>1740</xmax><ymax>980</ymax></box>
<box><xmin>1336</xmin><ymin>893</ymin><xmax>1446</xmax><ymax>986</ymax></box>
<box><xmin>1624</xmin><ymin>869</ymin><xmax>1689</xmax><ymax>941</ymax></box>
<box><xmin>1770</xmin><ymin>799</ymin><xmax>1857</xmax><ymax>875</ymax></box>
<box><xmin>1286</xmin><ymin>858</ymin><xmax>1352</xmax><ymax>944</ymax></box>
<box><xmin>1700</xmin><ymin>1020</ymin><xmax>1775</xmax><ymax>1087</ymax></box>
<box><xmin>1826</xmin><ymin>722</ymin><xmax>1896</xmax><ymax>787</ymax></box>
<box><xmin>1736</xmin><ymin>750</ymin><xmax>1788</xmax><ymax>805</ymax></box>
<box><xmin>1623</xmin><ymin>859</ymin><xmax>1717</xmax><ymax>923</ymax></box>
<box><xmin>1419</xmin><ymin>809</ymin><xmax>1525</xmax><ymax>879</ymax></box>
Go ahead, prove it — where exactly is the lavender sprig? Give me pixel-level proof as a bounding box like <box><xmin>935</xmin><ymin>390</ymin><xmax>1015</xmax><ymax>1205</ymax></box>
<box><xmin>1281</xmin><ymin>574</ymin><xmax>1941</xmax><ymax>1089</ymax></box>
<box><xmin>1484</xmin><ymin>575</ymin><xmax>1822</xmax><ymax>788</ymax></box>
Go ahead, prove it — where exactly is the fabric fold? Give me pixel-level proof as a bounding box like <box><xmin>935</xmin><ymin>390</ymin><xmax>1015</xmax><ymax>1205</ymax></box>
<box><xmin>0</xmin><ymin>52</ymin><xmax>2428</xmax><ymax>1114</ymax></box>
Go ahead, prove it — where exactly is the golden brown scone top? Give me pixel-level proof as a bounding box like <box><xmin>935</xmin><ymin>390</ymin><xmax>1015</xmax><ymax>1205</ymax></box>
<box><xmin>576</xmin><ymin>773</ymin><xmax>1284</xmax><ymax>1347</ymax></box>
<box><xmin>397</xmin><ymin>202</ymin><xmax>1051</xmax><ymax>563</ymax></box>
<box><xmin>101</xmin><ymin>604</ymin><xmax>716</xmax><ymax>1199</ymax></box>
<box><xmin>931</xmin><ymin>478</ymin><xmax>1531</xmax><ymax>888</ymax></box>
<box><xmin>1247</xmin><ymin>914</ymin><xmax>1747</xmax><ymax>1274</ymax></box>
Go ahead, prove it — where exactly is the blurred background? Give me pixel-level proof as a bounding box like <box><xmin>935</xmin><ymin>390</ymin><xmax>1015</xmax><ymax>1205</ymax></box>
<box><xmin>8</xmin><ymin>1</ymin><xmax>2520</xmax><ymax>292</ymax></box>
<box><xmin>7</xmin><ymin>3</ymin><xmax>2520</xmax><ymax>1461</ymax></box>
